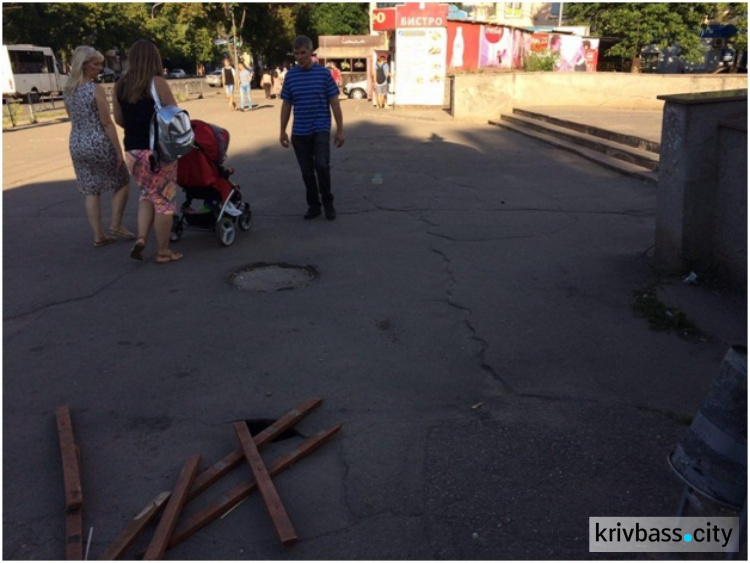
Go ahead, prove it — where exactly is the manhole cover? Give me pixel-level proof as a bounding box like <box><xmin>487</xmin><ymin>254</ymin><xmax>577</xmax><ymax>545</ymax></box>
<box><xmin>229</xmin><ymin>263</ymin><xmax>318</xmax><ymax>292</ymax></box>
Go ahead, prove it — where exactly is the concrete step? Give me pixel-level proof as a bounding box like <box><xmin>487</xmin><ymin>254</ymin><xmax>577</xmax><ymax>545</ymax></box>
<box><xmin>498</xmin><ymin>113</ymin><xmax>660</xmax><ymax>172</ymax></box>
<box><xmin>513</xmin><ymin>108</ymin><xmax>661</xmax><ymax>154</ymax></box>
<box><xmin>488</xmin><ymin>117</ymin><xmax>659</xmax><ymax>185</ymax></box>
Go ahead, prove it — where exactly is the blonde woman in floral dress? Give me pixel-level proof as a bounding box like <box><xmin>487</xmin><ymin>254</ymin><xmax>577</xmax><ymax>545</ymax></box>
<box><xmin>63</xmin><ymin>45</ymin><xmax>133</xmax><ymax>247</ymax></box>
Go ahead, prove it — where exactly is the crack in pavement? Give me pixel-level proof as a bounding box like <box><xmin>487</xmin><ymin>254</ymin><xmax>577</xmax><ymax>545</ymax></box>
<box><xmin>3</xmin><ymin>270</ymin><xmax>143</xmax><ymax>335</ymax></box>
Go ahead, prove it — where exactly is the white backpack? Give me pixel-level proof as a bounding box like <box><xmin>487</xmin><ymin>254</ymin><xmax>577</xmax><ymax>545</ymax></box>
<box><xmin>149</xmin><ymin>78</ymin><xmax>194</xmax><ymax>164</ymax></box>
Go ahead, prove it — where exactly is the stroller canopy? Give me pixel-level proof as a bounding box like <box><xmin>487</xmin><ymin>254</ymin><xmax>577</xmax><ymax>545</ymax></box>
<box><xmin>192</xmin><ymin>120</ymin><xmax>230</xmax><ymax>165</ymax></box>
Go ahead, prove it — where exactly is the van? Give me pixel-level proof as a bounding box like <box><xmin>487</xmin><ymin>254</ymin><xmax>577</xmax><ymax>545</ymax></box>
<box><xmin>1</xmin><ymin>45</ymin><xmax>16</xmax><ymax>95</ymax></box>
<box><xmin>3</xmin><ymin>44</ymin><xmax>67</xmax><ymax>100</ymax></box>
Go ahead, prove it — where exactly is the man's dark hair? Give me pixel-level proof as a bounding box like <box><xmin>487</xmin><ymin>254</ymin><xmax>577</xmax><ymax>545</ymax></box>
<box><xmin>293</xmin><ymin>36</ymin><xmax>313</xmax><ymax>51</ymax></box>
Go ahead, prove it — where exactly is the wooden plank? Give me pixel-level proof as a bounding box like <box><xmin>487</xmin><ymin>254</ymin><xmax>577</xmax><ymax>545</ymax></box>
<box><xmin>143</xmin><ymin>455</ymin><xmax>201</xmax><ymax>560</ymax></box>
<box><xmin>55</xmin><ymin>406</ymin><xmax>83</xmax><ymax>510</ymax></box>
<box><xmin>117</xmin><ymin>399</ymin><xmax>325</xmax><ymax>559</ymax></box>
<box><xmin>100</xmin><ymin>491</ymin><xmax>170</xmax><ymax>560</ymax></box>
<box><xmin>66</xmin><ymin>506</ymin><xmax>83</xmax><ymax>560</ymax></box>
<box><xmin>168</xmin><ymin>425</ymin><xmax>341</xmax><ymax>551</ymax></box>
<box><xmin>233</xmin><ymin>422</ymin><xmax>298</xmax><ymax>546</ymax></box>
<box><xmin>188</xmin><ymin>397</ymin><xmax>323</xmax><ymax>500</ymax></box>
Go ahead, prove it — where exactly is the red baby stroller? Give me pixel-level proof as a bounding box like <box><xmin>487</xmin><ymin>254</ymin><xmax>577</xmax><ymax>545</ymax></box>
<box><xmin>171</xmin><ymin>120</ymin><xmax>252</xmax><ymax>246</ymax></box>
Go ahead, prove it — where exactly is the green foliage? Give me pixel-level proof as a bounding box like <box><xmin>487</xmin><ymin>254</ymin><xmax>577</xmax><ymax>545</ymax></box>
<box><xmin>564</xmin><ymin>3</ymin><xmax>738</xmax><ymax>63</ymax></box>
<box><xmin>722</xmin><ymin>2</ymin><xmax>748</xmax><ymax>51</ymax></box>
<box><xmin>308</xmin><ymin>3</ymin><xmax>370</xmax><ymax>37</ymax></box>
<box><xmin>1</xmin><ymin>3</ymin><xmax>371</xmax><ymax>71</ymax></box>
<box><xmin>523</xmin><ymin>52</ymin><xmax>557</xmax><ymax>71</ymax></box>
<box><xmin>632</xmin><ymin>285</ymin><xmax>703</xmax><ymax>340</ymax></box>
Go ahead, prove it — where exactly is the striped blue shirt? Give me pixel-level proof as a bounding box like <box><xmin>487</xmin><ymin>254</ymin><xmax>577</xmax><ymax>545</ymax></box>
<box><xmin>281</xmin><ymin>63</ymin><xmax>339</xmax><ymax>136</ymax></box>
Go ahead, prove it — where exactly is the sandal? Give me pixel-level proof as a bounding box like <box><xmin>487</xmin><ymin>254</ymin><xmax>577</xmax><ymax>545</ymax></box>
<box><xmin>156</xmin><ymin>251</ymin><xmax>184</xmax><ymax>264</ymax></box>
<box><xmin>94</xmin><ymin>236</ymin><xmax>117</xmax><ymax>248</ymax></box>
<box><xmin>110</xmin><ymin>226</ymin><xmax>136</xmax><ymax>240</ymax></box>
<box><xmin>130</xmin><ymin>238</ymin><xmax>146</xmax><ymax>261</ymax></box>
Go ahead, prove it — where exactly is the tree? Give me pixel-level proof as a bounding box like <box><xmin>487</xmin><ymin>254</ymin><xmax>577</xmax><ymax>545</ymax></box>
<box><xmin>564</xmin><ymin>3</ymin><xmax>719</xmax><ymax>71</ymax></box>
<box><xmin>1</xmin><ymin>3</ymin><xmax>373</xmax><ymax>73</ymax></box>
<box><xmin>308</xmin><ymin>3</ymin><xmax>370</xmax><ymax>37</ymax></box>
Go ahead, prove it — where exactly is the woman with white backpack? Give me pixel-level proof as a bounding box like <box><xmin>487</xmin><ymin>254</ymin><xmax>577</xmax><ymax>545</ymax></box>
<box><xmin>113</xmin><ymin>39</ymin><xmax>184</xmax><ymax>264</ymax></box>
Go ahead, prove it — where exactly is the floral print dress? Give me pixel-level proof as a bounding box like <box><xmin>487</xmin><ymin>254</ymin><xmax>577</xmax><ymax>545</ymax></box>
<box><xmin>64</xmin><ymin>82</ymin><xmax>129</xmax><ymax>195</ymax></box>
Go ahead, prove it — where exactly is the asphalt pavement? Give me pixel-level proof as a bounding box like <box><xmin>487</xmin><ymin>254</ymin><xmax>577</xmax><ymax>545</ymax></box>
<box><xmin>2</xmin><ymin>89</ymin><xmax>746</xmax><ymax>560</ymax></box>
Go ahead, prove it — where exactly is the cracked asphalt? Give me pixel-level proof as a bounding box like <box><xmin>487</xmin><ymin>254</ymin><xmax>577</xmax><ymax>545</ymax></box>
<box><xmin>3</xmin><ymin>92</ymin><xmax>746</xmax><ymax>560</ymax></box>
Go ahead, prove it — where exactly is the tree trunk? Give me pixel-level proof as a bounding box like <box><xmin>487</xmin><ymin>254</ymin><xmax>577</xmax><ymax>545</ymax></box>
<box><xmin>630</xmin><ymin>56</ymin><xmax>642</xmax><ymax>73</ymax></box>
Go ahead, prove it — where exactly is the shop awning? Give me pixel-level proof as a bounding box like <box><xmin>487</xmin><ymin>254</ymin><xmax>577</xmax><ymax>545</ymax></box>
<box><xmin>315</xmin><ymin>46</ymin><xmax>374</xmax><ymax>59</ymax></box>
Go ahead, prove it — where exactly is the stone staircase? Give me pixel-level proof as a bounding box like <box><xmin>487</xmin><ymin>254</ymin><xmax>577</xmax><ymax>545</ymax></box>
<box><xmin>489</xmin><ymin>108</ymin><xmax>660</xmax><ymax>184</ymax></box>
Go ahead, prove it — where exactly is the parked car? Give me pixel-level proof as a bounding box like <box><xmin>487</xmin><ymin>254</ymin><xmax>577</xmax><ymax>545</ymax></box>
<box><xmin>167</xmin><ymin>69</ymin><xmax>186</xmax><ymax>79</ymax></box>
<box><xmin>343</xmin><ymin>79</ymin><xmax>367</xmax><ymax>99</ymax></box>
<box><xmin>205</xmin><ymin>69</ymin><xmax>222</xmax><ymax>87</ymax></box>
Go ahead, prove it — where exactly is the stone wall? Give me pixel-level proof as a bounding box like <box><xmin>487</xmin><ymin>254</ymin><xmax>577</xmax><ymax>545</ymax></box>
<box><xmin>712</xmin><ymin>118</ymin><xmax>747</xmax><ymax>290</ymax></box>
<box><xmin>450</xmin><ymin>72</ymin><xmax>748</xmax><ymax>121</ymax></box>
<box><xmin>654</xmin><ymin>91</ymin><xmax>747</xmax><ymax>291</ymax></box>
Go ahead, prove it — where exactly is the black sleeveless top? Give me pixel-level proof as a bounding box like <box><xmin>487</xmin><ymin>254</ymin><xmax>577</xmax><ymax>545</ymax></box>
<box><xmin>117</xmin><ymin>87</ymin><xmax>155</xmax><ymax>151</ymax></box>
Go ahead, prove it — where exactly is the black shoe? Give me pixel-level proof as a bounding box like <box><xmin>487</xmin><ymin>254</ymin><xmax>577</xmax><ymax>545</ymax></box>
<box><xmin>304</xmin><ymin>206</ymin><xmax>322</xmax><ymax>219</ymax></box>
<box><xmin>324</xmin><ymin>205</ymin><xmax>336</xmax><ymax>220</ymax></box>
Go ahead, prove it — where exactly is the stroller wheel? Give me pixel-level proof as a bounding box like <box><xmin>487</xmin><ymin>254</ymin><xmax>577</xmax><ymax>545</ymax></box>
<box><xmin>239</xmin><ymin>203</ymin><xmax>253</xmax><ymax>231</ymax></box>
<box><xmin>216</xmin><ymin>216</ymin><xmax>236</xmax><ymax>247</ymax></box>
<box><xmin>170</xmin><ymin>217</ymin><xmax>183</xmax><ymax>242</ymax></box>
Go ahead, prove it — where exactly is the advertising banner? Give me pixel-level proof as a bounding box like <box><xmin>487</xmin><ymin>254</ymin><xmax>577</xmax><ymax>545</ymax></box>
<box><xmin>534</xmin><ymin>33</ymin><xmax>600</xmax><ymax>71</ymax></box>
<box><xmin>395</xmin><ymin>2</ymin><xmax>449</xmax><ymax>28</ymax></box>
<box><xmin>446</xmin><ymin>21</ymin><xmax>481</xmax><ymax>70</ymax></box>
<box><xmin>372</xmin><ymin>8</ymin><xmax>396</xmax><ymax>31</ymax></box>
<box><xmin>395</xmin><ymin>27</ymin><xmax>447</xmax><ymax>106</ymax></box>
<box><xmin>479</xmin><ymin>26</ymin><xmax>530</xmax><ymax>69</ymax></box>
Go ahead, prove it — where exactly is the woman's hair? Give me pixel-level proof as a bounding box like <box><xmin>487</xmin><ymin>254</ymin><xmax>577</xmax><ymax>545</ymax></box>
<box><xmin>64</xmin><ymin>46</ymin><xmax>103</xmax><ymax>96</ymax></box>
<box><xmin>116</xmin><ymin>39</ymin><xmax>163</xmax><ymax>104</ymax></box>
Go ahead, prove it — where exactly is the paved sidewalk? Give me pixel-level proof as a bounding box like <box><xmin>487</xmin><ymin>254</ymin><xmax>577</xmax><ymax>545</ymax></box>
<box><xmin>3</xmin><ymin>93</ymin><xmax>745</xmax><ymax>560</ymax></box>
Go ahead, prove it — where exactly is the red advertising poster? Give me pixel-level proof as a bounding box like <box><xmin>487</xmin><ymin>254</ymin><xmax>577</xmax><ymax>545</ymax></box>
<box><xmin>531</xmin><ymin>33</ymin><xmax>549</xmax><ymax>53</ymax></box>
<box><xmin>446</xmin><ymin>21</ymin><xmax>480</xmax><ymax>70</ymax></box>
<box><xmin>395</xmin><ymin>2</ymin><xmax>449</xmax><ymax>28</ymax></box>
<box><xmin>373</xmin><ymin>8</ymin><xmax>396</xmax><ymax>31</ymax></box>
<box><xmin>583</xmin><ymin>38</ymin><xmax>599</xmax><ymax>72</ymax></box>
<box><xmin>479</xmin><ymin>26</ymin><xmax>530</xmax><ymax>69</ymax></box>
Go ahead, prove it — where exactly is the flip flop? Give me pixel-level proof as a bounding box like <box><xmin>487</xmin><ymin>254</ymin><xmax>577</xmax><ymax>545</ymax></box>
<box><xmin>94</xmin><ymin>236</ymin><xmax>117</xmax><ymax>247</ymax></box>
<box><xmin>110</xmin><ymin>227</ymin><xmax>136</xmax><ymax>240</ymax></box>
<box><xmin>156</xmin><ymin>251</ymin><xmax>184</xmax><ymax>264</ymax></box>
<box><xmin>130</xmin><ymin>239</ymin><xmax>146</xmax><ymax>261</ymax></box>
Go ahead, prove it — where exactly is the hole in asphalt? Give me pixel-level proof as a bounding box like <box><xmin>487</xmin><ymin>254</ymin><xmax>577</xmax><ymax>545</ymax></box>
<box><xmin>243</xmin><ymin>418</ymin><xmax>304</xmax><ymax>441</ymax></box>
<box><xmin>228</xmin><ymin>262</ymin><xmax>318</xmax><ymax>292</ymax></box>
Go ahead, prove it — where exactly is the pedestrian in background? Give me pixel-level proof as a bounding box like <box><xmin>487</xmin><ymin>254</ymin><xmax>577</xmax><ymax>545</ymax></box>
<box><xmin>261</xmin><ymin>67</ymin><xmax>273</xmax><ymax>99</ymax></box>
<box><xmin>222</xmin><ymin>58</ymin><xmax>236</xmax><ymax>111</ymax></box>
<box><xmin>328</xmin><ymin>62</ymin><xmax>342</xmax><ymax>96</ymax></box>
<box><xmin>63</xmin><ymin>45</ymin><xmax>133</xmax><ymax>247</ymax></box>
<box><xmin>272</xmin><ymin>67</ymin><xmax>282</xmax><ymax>98</ymax></box>
<box><xmin>373</xmin><ymin>55</ymin><xmax>389</xmax><ymax>109</ymax></box>
<box><xmin>113</xmin><ymin>39</ymin><xmax>184</xmax><ymax>264</ymax></box>
<box><xmin>238</xmin><ymin>61</ymin><xmax>253</xmax><ymax>111</ymax></box>
<box><xmin>279</xmin><ymin>36</ymin><xmax>344</xmax><ymax>221</ymax></box>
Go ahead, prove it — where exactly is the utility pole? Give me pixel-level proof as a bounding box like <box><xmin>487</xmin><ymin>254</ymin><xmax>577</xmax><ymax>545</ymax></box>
<box><xmin>558</xmin><ymin>1</ymin><xmax>563</xmax><ymax>28</ymax></box>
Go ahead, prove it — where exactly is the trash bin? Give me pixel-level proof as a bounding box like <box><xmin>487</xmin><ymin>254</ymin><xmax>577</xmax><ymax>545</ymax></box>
<box><xmin>668</xmin><ymin>345</ymin><xmax>747</xmax><ymax>508</ymax></box>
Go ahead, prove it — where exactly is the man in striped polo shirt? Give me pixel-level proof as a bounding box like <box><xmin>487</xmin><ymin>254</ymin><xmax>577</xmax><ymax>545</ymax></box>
<box><xmin>280</xmin><ymin>36</ymin><xmax>345</xmax><ymax>220</ymax></box>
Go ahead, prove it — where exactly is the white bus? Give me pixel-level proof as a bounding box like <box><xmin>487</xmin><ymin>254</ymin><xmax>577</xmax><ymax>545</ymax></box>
<box><xmin>3</xmin><ymin>44</ymin><xmax>66</xmax><ymax>100</ymax></box>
